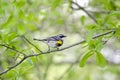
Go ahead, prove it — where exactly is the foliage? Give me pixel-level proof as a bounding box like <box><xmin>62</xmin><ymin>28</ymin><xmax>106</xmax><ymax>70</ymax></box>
<box><xmin>0</xmin><ymin>0</ymin><xmax>120</xmax><ymax>80</ymax></box>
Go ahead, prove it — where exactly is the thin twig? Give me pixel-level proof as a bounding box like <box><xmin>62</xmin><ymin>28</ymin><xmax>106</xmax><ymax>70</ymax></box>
<box><xmin>0</xmin><ymin>44</ymin><xmax>26</xmax><ymax>56</ymax></box>
<box><xmin>71</xmin><ymin>1</ymin><xmax>97</xmax><ymax>23</ymax></box>
<box><xmin>22</xmin><ymin>36</ymin><xmax>43</xmax><ymax>53</ymax></box>
<box><xmin>0</xmin><ymin>30</ymin><xmax>115</xmax><ymax>75</ymax></box>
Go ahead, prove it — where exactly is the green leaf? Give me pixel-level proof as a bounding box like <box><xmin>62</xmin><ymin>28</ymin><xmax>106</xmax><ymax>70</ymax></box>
<box><xmin>0</xmin><ymin>34</ymin><xmax>2</xmax><ymax>40</ymax></box>
<box><xmin>114</xmin><ymin>26</ymin><xmax>120</xmax><ymax>41</ymax></box>
<box><xmin>16</xmin><ymin>0</ymin><xmax>26</xmax><ymax>8</ymax></box>
<box><xmin>104</xmin><ymin>11</ymin><xmax>120</xmax><ymax>23</ymax></box>
<box><xmin>6</xmin><ymin>70</ymin><xmax>19</xmax><ymax>79</ymax></box>
<box><xmin>88</xmin><ymin>40</ymin><xmax>96</xmax><ymax>50</ymax></box>
<box><xmin>8</xmin><ymin>32</ymin><xmax>18</xmax><ymax>41</ymax></box>
<box><xmin>87</xmin><ymin>39</ymin><xmax>103</xmax><ymax>51</ymax></box>
<box><xmin>86</xmin><ymin>29</ymin><xmax>95</xmax><ymax>42</ymax></box>
<box><xmin>2</xmin><ymin>15</ymin><xmax>13</xmax><ymax>27</ymax></box>
<box><xmin>51</xmin><ymin>0</ymin><xmax>62</xmax><ymax>9</ymax></box>
<box><xmin>80</xmin><ymin>51</ymin><xmax>94</xmax><ymax>67</ymax></box>
<box><xmin>80</xmin><ymin>16</ymin><xmax>85</xmax><ymax>25</ymax></box>
<box><xmin>95</xmin><ymin>43</ymin><xmax>104</xmax><ymax>52</ymax></box>
<box><xmin>96</xmin><ymin>52</ymin><xmax>107</xmax><ymax>67</ymax></box>
<box><xmin>95</xmin><ymin>40</ymin><xmax>104</xmax><ymax>52</ymax></box>
<box><xmin>55</xmin><ymin>19</ymin><xmax>64</xmax><ymax>25</ymax></box>
<box><xmin>2</xmin><ymin>61</ymin><xmax>9</xmax><ymax>69</ymax></box>
<box><xmin>17</xmin><ymin>23</ymin><xmax>26</xmax><ymax>35</ymax></box>
<box><xmin>86</xmin><ymin>24</ymin><xmax>97</xmax><ymax>30</ymax></box>
<box><xmin>18</xmin><ymin>9</ymin><xmax>25</xmax><ymax>19</ymax></box>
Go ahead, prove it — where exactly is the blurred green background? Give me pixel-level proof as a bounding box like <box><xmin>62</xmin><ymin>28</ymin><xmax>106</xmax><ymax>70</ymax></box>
<box><xmin>0</xmin><ymin>0</ymin><xmax>120</xmax><ymax>80</ymax></box>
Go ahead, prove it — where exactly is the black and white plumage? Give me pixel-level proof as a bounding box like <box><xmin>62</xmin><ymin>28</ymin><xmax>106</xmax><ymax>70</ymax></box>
<box><xmin>34</xmin><ymin>34</ymin><xmax>66</xmax><ymax>51</ymax></box>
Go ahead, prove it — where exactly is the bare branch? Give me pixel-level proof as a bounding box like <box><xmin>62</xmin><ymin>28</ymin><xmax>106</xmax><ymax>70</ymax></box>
<box><xmin>0</xmin><ymin>30</ymin><xmax>115</xmax><ymax>75</ymax></box>
<box><xmin>71</xmin><ymin>1</ymin><xmax>97</xmax><ymax>23</ymax></box>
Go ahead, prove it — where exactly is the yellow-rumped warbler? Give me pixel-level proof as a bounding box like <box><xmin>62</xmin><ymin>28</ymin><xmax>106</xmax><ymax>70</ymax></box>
<box><xmin>33</xmin><ymin>34</ymin><xmax>66</xmax><ymax>51</ymax></box>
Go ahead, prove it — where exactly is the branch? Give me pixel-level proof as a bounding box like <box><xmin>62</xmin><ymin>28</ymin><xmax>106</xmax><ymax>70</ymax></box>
<box><xmin>0</xmin><ymin>44</ymin><xmax>26</xmax><ymax>56</ymax></box>
<box><xmin>0</xmin><ymin>30</ymin><xmax>115</xmax><ymax>75</ymax></box>
<box><xmin>86</xmin><ymin>9</ymin><xmax>111</xmax><ymax>14</ymax></box>
<box><xmin>0</xmin><ymin>56</ymin><xmax>27</xmax><ymax>75</ymax></box>
<box><xmin>71</xmin><ymin>1</ymin><xmax>97</xmax><ymax>23</ymax></box>
<box><xmin>56</xmin><ymin>31</ymin><xmax>115</xmax><ymax>80</ymax></box>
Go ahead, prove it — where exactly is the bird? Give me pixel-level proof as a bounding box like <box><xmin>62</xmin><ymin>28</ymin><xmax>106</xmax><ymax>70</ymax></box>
<box><xmin>33</xmin><ymin>34</ymin><xmax>66</xmax><ymax>51</ymax></box>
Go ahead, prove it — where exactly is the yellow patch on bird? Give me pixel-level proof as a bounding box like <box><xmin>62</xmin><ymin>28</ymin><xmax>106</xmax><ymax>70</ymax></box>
<box><xmin>57</xmin><ymin>40</ymin><xmax>62</xmax><ymax>45</ymax></box>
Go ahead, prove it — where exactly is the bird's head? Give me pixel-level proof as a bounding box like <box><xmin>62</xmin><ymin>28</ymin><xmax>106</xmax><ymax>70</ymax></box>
<box><xmin>57</xmin><ymin>34</ymin><xmax>66</xmax><ymax>38</ymax></box>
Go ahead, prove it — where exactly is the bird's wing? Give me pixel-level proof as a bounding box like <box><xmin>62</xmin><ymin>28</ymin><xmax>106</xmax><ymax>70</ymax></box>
<box><xmin>34</xmin><ymin>35</ymin><xmax>61</xmax><ymax>41</ymax></box>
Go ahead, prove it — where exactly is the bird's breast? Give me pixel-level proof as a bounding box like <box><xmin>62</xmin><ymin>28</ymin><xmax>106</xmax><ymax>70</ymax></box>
<box><xmin>48</xmin><ymin>40</ymin><xmax>63</xmax><ymax>48</ymax></box>
<box><xmin>56</xmin><ymin>40</ymin><xmax>63</xmax><ymax>46</ymax></box>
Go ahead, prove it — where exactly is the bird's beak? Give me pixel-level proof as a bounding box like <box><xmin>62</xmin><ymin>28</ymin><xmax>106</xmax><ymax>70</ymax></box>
<box><xmin>63</xmin><ymin>35</ymin><xmax>66</xmax><ymax>38</ymax></box>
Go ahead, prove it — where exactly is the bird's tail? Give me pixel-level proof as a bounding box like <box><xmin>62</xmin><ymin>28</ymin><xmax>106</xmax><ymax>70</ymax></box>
<box><xmin>33</xmin><ymin>38</ymin><xmax>44</xmax><ymax>41</ymax></box>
